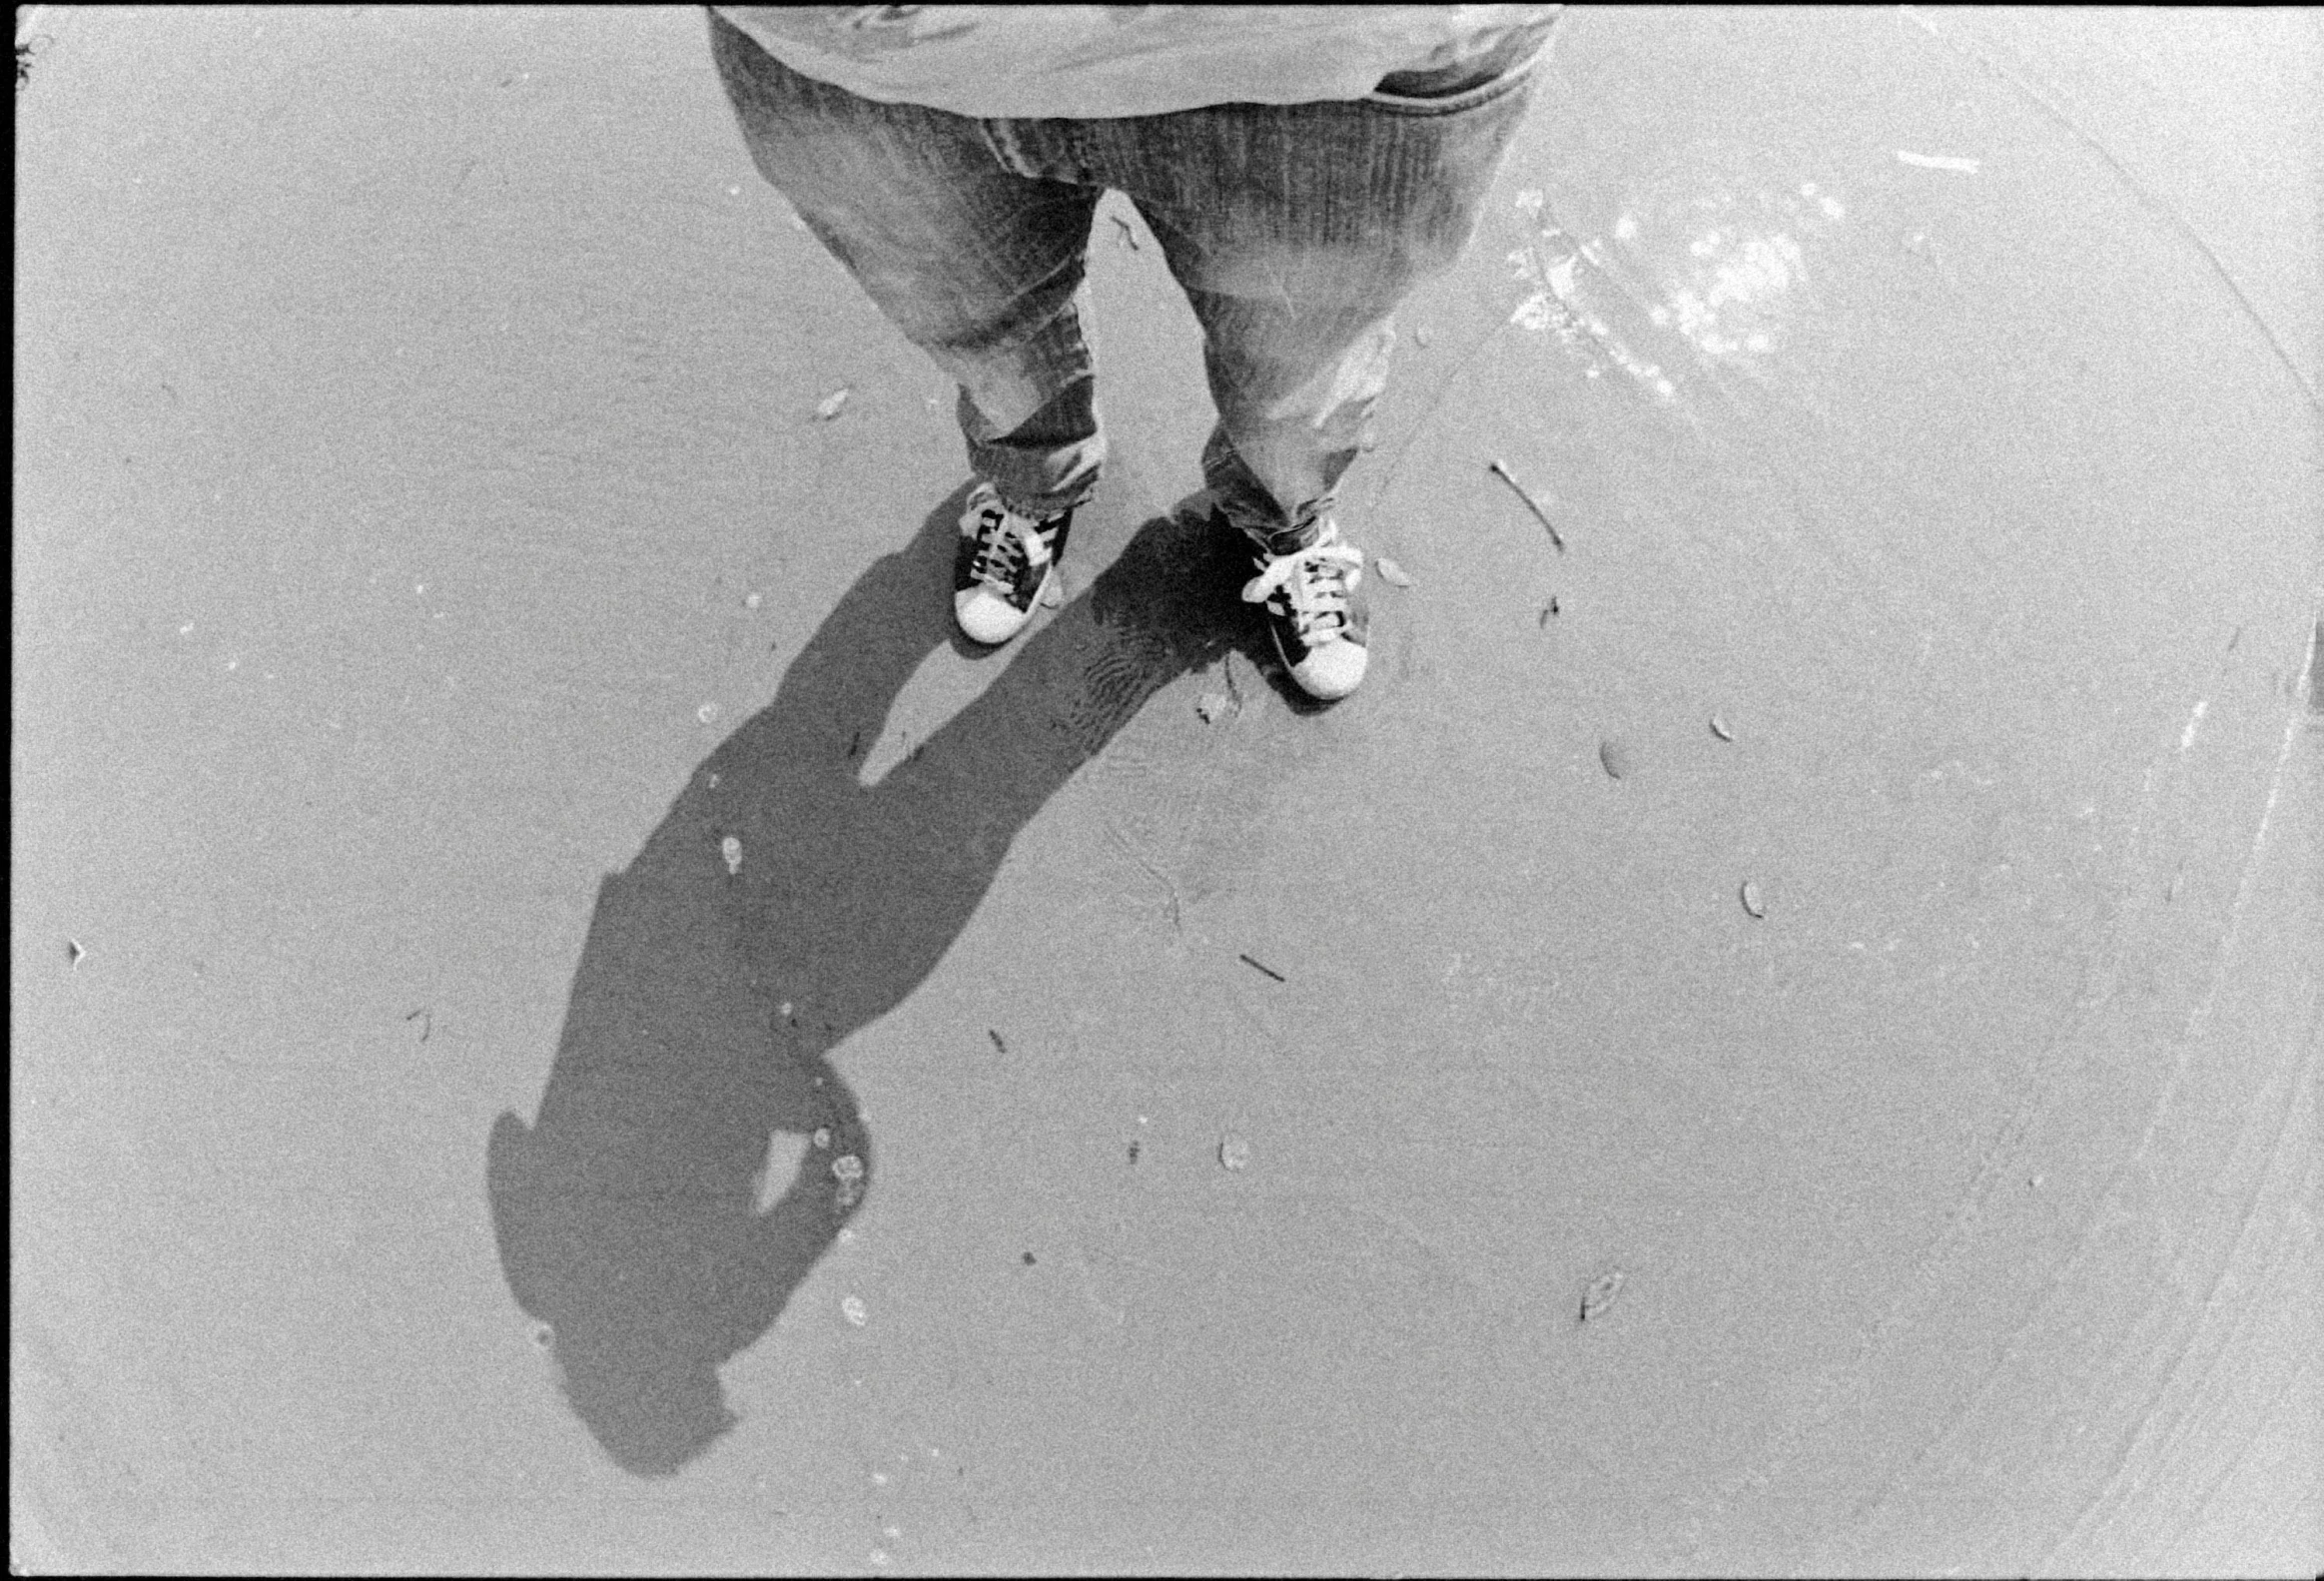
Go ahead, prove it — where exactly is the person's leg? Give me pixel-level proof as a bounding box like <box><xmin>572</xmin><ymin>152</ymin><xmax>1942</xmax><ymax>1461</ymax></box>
<box><xmin>707</xmin><ymin>11</ymin><xmax>1106</xmax><ymax>521</ymax></box>
<box><xmin>1086</xmin><ymin>42</ymin><xmax>1551</xmax><ymax>698</ymax></box>
<box><xmin>1111</xmin><ymin>41</ymin><xmax>1551</xmax><ymax>546</ymax></box>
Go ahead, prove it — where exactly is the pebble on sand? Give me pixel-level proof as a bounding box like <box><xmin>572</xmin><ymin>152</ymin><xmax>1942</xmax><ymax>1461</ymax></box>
<box><xmin>815</xmin><ymin>388</ymin><xmax>851</xmax><ymax>420</ymax></box>
<box><xmin>720</xmin><ymin>835</ymin><xmax>743</xmax><ymax>875</ymax></box>
<box><xmin>1599</xmin><ymin>738</ymin><xmax>1634</xmax><ymax>779</ymax></box>
<box><xmin>842</xmin><ymin>1295</ymin><xmax>867</xmax><ymax>1326</ymax></box>
<box><xmin>1374</xmin><ymin>554</ymin><xmax>1413</xmax><ymax>587</ymax></box>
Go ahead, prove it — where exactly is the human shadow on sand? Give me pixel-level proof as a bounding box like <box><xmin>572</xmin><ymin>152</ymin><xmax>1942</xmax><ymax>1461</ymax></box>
<box><xmin>486</xmin><ymin>488</ymin><xmax>1256</xmax><ymax>1476</ymax></box>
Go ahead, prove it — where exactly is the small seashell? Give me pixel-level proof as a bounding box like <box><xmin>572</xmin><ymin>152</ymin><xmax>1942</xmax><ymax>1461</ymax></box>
<box><xmin>1599</xmin><ymin>738</ymin><xmax>1633</xmax><ymax>780</ymax></box>
<box><xmin>720</xmin><ymin>835</ymin><xmax>743</xmax><ymax>875</ymax></box>
<box><xmin>1740</xmin><ymin>880</ymin><xmax>1766</xmax><ymax>918</ymax></box>
<box><xmin>814</xmin><ymin>387</ymin><xmax>851</xmax><ymax>420</ymax></box>
<box><xmin>1414</xmin><ymin>327</ymin><xmax>1432</xmax><ymax>348</ymax></box>
<box><xmin>812</xmin><ymin>1128</ymin><xmax>831</xmax><ymax>1149</ymax></box>
<box><xmin>832</xmin><ymin>1154</ymin><xmax>864</xmax><ymax>1183</ymax></box>
<box><xmin>1218</xmin><ymin>1135</ymin><xmax>1251</xmax><ymax>1172</ymax></box>
<box><xmin>841</xmin><ymin>1295</ymin><xmax>867</xmax><ymax>1326</ymax></box>
<box><xmin>1709</xmin><ymin>713</ymin><xmax>1733</xmax><ymax>741</ymax></box>
<box><xmin>1374</xmin><ymin>554</ymin><xmax>1413</xmax><ymax>588</ymax></box>
<box><xmin>1580</xmin><ymin>1268</ymin><xmax>1626</xmax><ymax>1322</ymax></box>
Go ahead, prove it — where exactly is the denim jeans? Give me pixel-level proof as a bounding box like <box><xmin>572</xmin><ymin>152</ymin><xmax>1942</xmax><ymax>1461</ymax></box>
<box><xmin>709</xmin><ymin>11</ymin><xmax>1551</xmax><ymax>548</ymax></box>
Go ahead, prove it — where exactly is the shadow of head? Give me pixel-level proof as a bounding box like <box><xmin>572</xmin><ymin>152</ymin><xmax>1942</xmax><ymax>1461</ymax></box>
<box><xmin>486</xmin><ymin>487</ymin><xmax>1252</xmax><ymax>1474</ymax></box>
<box><xmin>536</xmin><ymin>1308</ymin><xmax>741</xmax><ymax>1477</ymax></box>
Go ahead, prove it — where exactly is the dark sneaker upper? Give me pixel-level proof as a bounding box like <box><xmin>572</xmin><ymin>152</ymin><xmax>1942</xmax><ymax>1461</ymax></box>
<box><xmin>953</xmin><ymin>481</ymin><xmax>1074</xmax><ymax>645</ymax></box>
<box><xmin>1239</xmin><ymin>517</ymin><xmax>1369</xmax><ymax>700</ymax></box>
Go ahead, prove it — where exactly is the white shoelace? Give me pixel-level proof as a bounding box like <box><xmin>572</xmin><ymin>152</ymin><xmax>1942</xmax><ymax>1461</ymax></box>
<box><xmin>969</xmin><ymin>508</ymin><xmax>1054</xmax><ymax>591</ymax></box>
<box><xmin>1241</xmin><ymin>528</ymin><xmax>1364</xmax><ymax>637</ymax></box>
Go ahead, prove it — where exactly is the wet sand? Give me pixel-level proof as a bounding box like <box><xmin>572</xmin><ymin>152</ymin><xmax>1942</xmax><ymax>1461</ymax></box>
<box><xmin>14</xmin><ymin>6</ymin><xmax>2320</xmax><ymax>1574</ymax></box>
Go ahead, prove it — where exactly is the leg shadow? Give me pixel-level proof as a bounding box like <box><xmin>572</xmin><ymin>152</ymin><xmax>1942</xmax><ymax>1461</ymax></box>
<box><xmin>485</xmin><ymin>489</ymin><xmax>1248</xmax><ymax>1475</ymax></box>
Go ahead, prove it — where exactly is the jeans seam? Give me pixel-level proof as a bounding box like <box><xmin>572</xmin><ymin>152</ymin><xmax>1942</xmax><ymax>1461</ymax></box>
<box><xmin>979</xmin><ymin>117</ymin><xmax>1033</xmax><ymax>177</ymax></box>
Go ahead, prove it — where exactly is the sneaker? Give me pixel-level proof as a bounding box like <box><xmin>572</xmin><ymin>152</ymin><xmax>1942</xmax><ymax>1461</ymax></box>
<box><xmin>1239</xmin><ymin>517</ymin><xmax>1369</xmax><ymax>700</ymax></box>
<box><xmin>953</xmin><ymin>481</ymin><xmax>1075</xmax><ymax>645</ymax></box>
